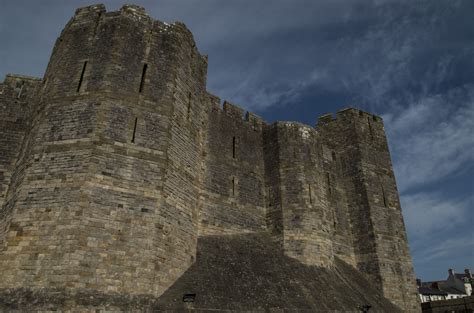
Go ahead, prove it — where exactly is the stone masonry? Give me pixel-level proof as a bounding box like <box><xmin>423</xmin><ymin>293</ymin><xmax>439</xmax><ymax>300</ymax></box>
<box><xmin>0</xmin><ymin>4</ymin><xmax>420</xmax><ymax>312</ymax></box>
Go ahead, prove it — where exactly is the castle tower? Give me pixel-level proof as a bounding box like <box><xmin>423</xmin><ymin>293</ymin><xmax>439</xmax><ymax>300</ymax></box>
<box><xmin>0</xmin><ymin>4</ymin><xmax>208</xmax><ymax>299</ymax></box>
<box><xmin>263</xmin><ymin>122</ymin><xmax>336</xmax><ymax>268</ymax></box>
<box><xmin>317</xmin><ymin>108</ymin><xmax>420</xmax><ymax>312</ymax></box>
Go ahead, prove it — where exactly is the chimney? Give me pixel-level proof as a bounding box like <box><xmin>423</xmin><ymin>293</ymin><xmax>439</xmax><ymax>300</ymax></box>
<box><xmin>465</xmin><ymin>269</ymin><xmax>472</xmax><ymax>278</ymax></box>
<box><xmin>416</xmin><ymin>278</ymin><xmax>421</xmax><ymax>287</ymax></box>
<box><xmin>449</xmin><ymin>268</ymin><xmax>454</xmax><ymax>276</ymax></box>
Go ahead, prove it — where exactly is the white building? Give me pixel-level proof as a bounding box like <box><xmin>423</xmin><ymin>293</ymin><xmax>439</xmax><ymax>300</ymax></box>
<box><xmin>417</xmin><ymin>268</ymin><xmax>473</xmax><ymax>303</ymax></box>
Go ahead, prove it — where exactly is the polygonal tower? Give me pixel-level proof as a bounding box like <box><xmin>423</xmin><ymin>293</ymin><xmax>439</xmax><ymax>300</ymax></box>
<box><xmin>0</xmin><ymin>3</ymin><xmax>207</xmax><ymax>299</ymax></box>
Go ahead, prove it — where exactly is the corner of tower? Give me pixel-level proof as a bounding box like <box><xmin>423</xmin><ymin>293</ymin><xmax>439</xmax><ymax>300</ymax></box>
<box><xmin>336</xmin><ymin>107</ymin><xmax>383</xmax><ymax>123</ymax></box>
<box><xmin>119</xmin><ymin>4</ymin><xmax>152</xmax><ymax>21</ymax></box>
<box><xmin>316</xmin><ymin>107</ymin><xmax>384</xmax><ymax>130</ymax></box>
<box><xmin>74</xmin><ymin>3</ymin><xmax>106</xmax><ymax>17</ymax></box>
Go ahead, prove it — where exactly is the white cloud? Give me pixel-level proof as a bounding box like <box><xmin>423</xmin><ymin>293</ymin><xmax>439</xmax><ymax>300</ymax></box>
<box><xmin>402</xmin><ymin>191</ymin><xmax>473</xmax><ymax>238</ymax></box>
<box><xmin>384</xmin><ymin>85</ymin><xmax>474</xmax><ymax>192</ymax></box>
<box><xmin>412</xmin><ymin>234</ymin><xmax>474</xmax><ymax>264</ymax></box>
<box><xmin>402</xmin><ymin>190</ymin><xmax>473</xmax><ymax>276</ymax></box>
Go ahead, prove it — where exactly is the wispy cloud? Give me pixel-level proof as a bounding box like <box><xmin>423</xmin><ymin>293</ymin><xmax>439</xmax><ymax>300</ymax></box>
<box><xmin>383</xmin><ymin>85</ymin><xmax>474</xmax><ymax>192</ymax></box>
<box><xmin>402</xmin><ymin>191</ymin><xmax>473</xmax><ymax>237</ymax></box>
<box><xmin>413</xmin><ymin>233</ymin><xmax>474</xmax><ymax>265</ymax></box>
<box><xmin>403</xmin><ymin>190</ymin><xmax>473</xmax><ymax>278</ymax></box>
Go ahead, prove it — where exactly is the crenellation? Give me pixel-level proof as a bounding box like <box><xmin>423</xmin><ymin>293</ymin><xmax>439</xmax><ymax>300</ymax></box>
<box><xmin>244</xmin><ymin>111</ymin><xmax>265</xmax><ymax>131</ymax></box>
<box><xmin>222</xmin><ymin>100</ymin><xmax>246</xmax><ymax>120</ymax></box>
<box><xmin>205</xmin><ymin>92</ymin><xmax>221</xmax><ymax>112</ymax></box>
<box><xmin>0</xmin><ymin>4</ymin><xmax>419</xmax><ymax>312</ymax></box>
<box><xmin>317</xmin><ymin>112</ymin><xmax>334</xmax><ymax>125</ymax></box>
<box><xmin>120</xmin><ymin>4</ymin><xmax>149</xmax><ymax>19</ymax></box>
<box><xmin>74</xmin><ymin>4</ymin><xmax>106</xmax><ymax>17</ymax></box>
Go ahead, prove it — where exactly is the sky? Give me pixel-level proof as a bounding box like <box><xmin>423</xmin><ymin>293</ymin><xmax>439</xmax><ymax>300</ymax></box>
<box><xmin>0</xmin><ymin>0</ymin><xmax>473</xmax><ymax>282</ymax></box>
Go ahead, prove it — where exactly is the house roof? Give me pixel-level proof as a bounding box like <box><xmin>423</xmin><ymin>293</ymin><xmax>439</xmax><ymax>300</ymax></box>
<box><xmin>454</xmin><ymin>273</ymin><xmax>471</xmax><ymax>281</ymax></box>
<box><xmin>422</xmin><ymin>281</ymin><xmax>444</xmax><ymax>287</ymax></box>
<box><xmin>418</xmin><ymin>287</ymin><xmax>448</xmax><ymax>296</ymax></box>
<box><xmin>443</xmin><ymin>287</ymin><xmax>466</xmax><ymax>295</ymax></box>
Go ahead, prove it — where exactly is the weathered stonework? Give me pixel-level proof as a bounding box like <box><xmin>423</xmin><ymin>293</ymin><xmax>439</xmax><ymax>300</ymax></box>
<box><xmin>0</xmin><ymin>4</ymin><xmax>419</xmax><ymax>312</ymax></box>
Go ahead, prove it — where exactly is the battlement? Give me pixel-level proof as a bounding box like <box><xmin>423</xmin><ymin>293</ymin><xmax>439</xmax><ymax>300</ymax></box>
<box><xmin>207</xmin><ymin>98</ymin><xmax>265</xmax><ymax>131</ymax></box>
<box><xmin>71</xmin><ymin>4</ymin><xmax>191</xmax><ymax>35</ymax></box>
<box><xmin>316</xmin><ymin>107</ymin><xmax>383</xmax><ymax>127</ymax></box>
<box><xmin>2</xmin><ymin>74</ymin><xmax>42</xmax><ymax>87</ymax></box>
<box><xmin>74</xmin><ymin>4</ymin><xmax>106</xmax><ymax>16</ymax></box>
<box><xmin>0</xmin><ymin>74</ymin><xmax>43</xmax><ymax>102</ymax></box>
<box><xmin>42</xmin><ymin>3</ymin><xmax>206</xmax><ymax>105</ymax></box>
<box><xmin>73</xmin><ymin>4</ymin><xmax>150</xmax><ymax>22</ymax></box>
<box><xmin>120</xmin><ymin>4</ymin><xmax>148</xmax><ymax>19</ymax></box>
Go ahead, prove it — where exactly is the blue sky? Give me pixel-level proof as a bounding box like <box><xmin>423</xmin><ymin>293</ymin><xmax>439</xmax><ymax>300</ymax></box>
<box><xmin>1</xmin><ymin>0</ymin><xmax>473</xmax><ymax>281</ymax></box>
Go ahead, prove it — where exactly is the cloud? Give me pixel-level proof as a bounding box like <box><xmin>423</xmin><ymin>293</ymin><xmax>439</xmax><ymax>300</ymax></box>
<box><xmin>402</xmin><ymin>190</ymin><xmax>473</xmax><ymax>277</ymax></box>
<box><xmin>198</xmin><ymin>0</ymin><xmax>474</xmax><ymax>113</ymax></box>
<box><xmin>383</xmin><ymin>85</ymin><xmax>474</xmax><ymax>192</ymax></box>
<box><xmin>414</xmin><ymin>235</ymin><xmax>474</xmax><ymax>264</ymax></box>
<box><xmin>402</xmin><ymin>191</ymin><xmax>473</xmax><ymax>238</ymax></box>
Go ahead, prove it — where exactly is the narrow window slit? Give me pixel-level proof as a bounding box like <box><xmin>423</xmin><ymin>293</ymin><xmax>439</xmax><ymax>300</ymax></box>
<box><xmin>131</xmin><ymin>117</ymin><xmax>138</xmax><ymax>143</ymax></box>
<box><xmin>267</xmin><ymin>187</ymin><xmax>272</xmax><ymax>207</ymax></box>
<box><xmin>308</xmin><ymin>184</ymin><xmax>312</xmax><ymax>204</ymax></box>
<box><xmin>367</xmin><ymin>117</ymin><xmax>373</xmax><ymax>139</ymax></box>
<box><xmin>232</xmin><ymin>136</ymin><xmax>236</xmax><ymax>159</ymax></box>
<box><xmin>139</xmin><ymin>63</ymin><xmax>148</xmax><ymax>93</ymax></box>
<box><xmin>326</xmin><ymin>173</ymin><xmax>331</xmax><ymax>195</ymax></box>
<box><xmin>232</xmin><ymin>177</ymin><xmax>235</xmax><ymax>196</ymax></box>
<box><xmin>187</xmin><ymin>92</ymin><xmax>191</xmax><ymax>120</ymax></box>
<box><xmin>77</xmin><ymin>61</ymin><xmax>88</xmax><ymax>92</ymax></box>
<box><xmin>381</xmin><ymin>185</ymin><xmax>388</xmax><ymax>207</ymax></box>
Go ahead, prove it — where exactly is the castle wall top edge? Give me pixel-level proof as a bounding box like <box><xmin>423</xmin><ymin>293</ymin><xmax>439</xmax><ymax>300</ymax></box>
<box><xmin>316</xmin><ymin>107</ymin><xmax>383</xmax><ymax>127</ymax></box>
<box><xmin>4</xmin><ymin>74</ymin><xmax>42</xmax><ymax>82</ymax></box>
<box><xmin>71</xmin><ymin>3</ymin><xmax>202</xmax><ymax>57</ymax></box>
<box><xmin>207</xmin><ymin>98</ymin><xmax>266</xmax><ymax>127</ymax></box>
<box><xmin>75</xmin><ymin>4</ymin><xmax>148</xmax><ymax>18</ymax></box>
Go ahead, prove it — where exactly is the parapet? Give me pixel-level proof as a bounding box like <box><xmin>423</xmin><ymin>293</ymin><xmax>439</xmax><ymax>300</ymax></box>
<box><xmin>317</xmin><ymin>113</ymin><xmax>334</xmax><ymax>125</ymax></box>
<box><xmin>316</xmin><ymin>107</ymin><xmax>383</xmax><ymax>128</ymax></box>
<box><xmin>245</xmin><ymin>111</ymin><xmax>264</xmax><ymax>131</ymax></box>
<box><xmin>223</xmin><ymin>101</ymin><xmax>245</xmax><ymax>120</ymax></box>
<box><xmin>74</xmin><ymin>4</ymin><xmax>106</xmax><ymax>16</ymax></box>
<box><xmin>337</xmin><ymin>107</ymin><xmax>383</xmax><ymax>122</ymax></box>
<box><xmin>120</xmin><ymin>4</ymin><xmax>148</xmax><ymax>18</ymax></box>
<box><xmin>206</xmin><ymin>92</ymin><xmax>221</xmax><ymax>112</ymax></box>
<box><xmin>3</xmin><ymin>74</ymin><xmax>42</xmax><ymax>86</ymax></box>
<box><xmin>73</xmin><ymin>3</ymin><xmax>152</xmax><ymax>25</ymax></box>
<box><xmin>1</xmin><ymin>74</ymin><xmax>42</xmax><ymax>98</ymax></box>
<box><xmin>206</xmin><ymin>99</ymin><xmax>265</xmax><ymax>132</ymax></box>
<box><xmin>43</xmin><ymin>3</ymin><xmax>204</xmax><ymax>103</ymax></box>
<box><xmin>273</xmin><ymin>121</ymin><xmax>317</xmax><ymax>141</ymax></box>
<box><xmin>74</xmin><ymin>3</ymin><xmax>149</xmax><ymax>18</ymax></box>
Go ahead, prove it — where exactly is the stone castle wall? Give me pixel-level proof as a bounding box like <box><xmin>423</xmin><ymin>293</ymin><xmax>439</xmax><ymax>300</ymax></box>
<box><xmin>0</xmin><ymin>4</ymin><xmax>419</xmax><ymax>312</ymax></box>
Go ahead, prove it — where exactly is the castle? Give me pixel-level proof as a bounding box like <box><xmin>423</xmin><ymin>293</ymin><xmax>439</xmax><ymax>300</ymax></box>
<box><xmin>0</xmin><ymin>4</ymin><xmax>420</xmax><ymax>312</ymax></box>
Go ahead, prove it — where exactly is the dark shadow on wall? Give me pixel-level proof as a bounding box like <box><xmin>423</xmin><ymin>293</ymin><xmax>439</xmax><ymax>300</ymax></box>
<box><xmin>155</xmin><ymin>232</ymin><xmax>402</xmax><ymax>312</ymax></box>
